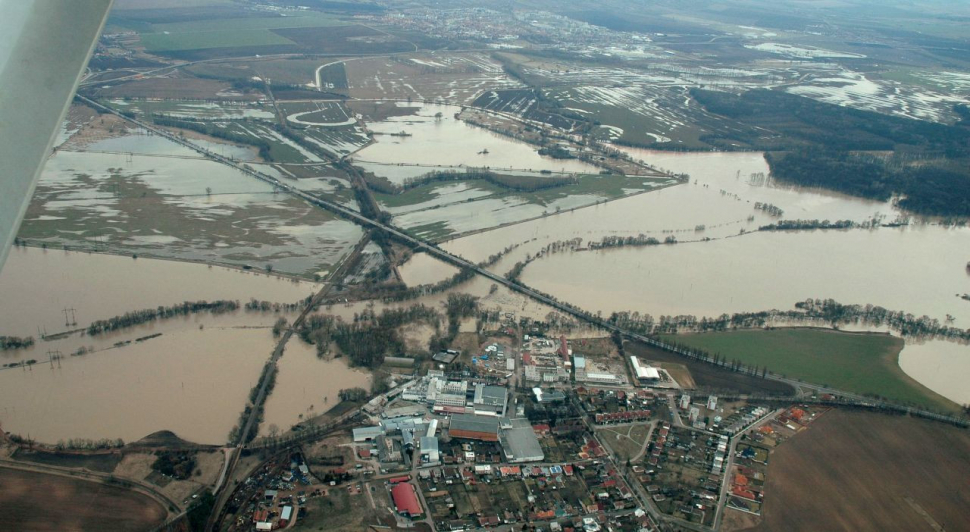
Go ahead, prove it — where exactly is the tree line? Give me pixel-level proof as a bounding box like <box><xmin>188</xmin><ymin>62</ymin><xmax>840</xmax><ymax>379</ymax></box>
<box><xmin>0</xmin><ymin>336</ymin><xmax>34</xmax><ymax>351</ymax></box>
<box><xmin>606</xmin><ymin>298</ymin><xmax>970</xmax><ymax>343</ymax></box>
<box><xmin>86</xmin><ymin>300</ymin><xmax>239</xmax><ymax>336</ymax></box>
<box><xmin>690</xmin><ymin>88</ymin><xmax>970</xmax><ymax>217</ymax></box>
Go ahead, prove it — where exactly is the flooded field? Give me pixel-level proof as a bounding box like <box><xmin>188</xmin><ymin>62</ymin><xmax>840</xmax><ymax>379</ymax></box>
<box><xmin>398</xmin><ymin>252</ymin><xmax>459</xmax><ymax>286</ymax></box>
<box><xmin>424</xmin><ymin>149</ymin><xmax>970</xmax><ymax>402</ymax></box>
<box><xmin>520</xmin><ymin>227</ymin><xmax>970</xmax><ymax>327</ymax></box>
<box><xmin>0</xmin><ymin>249</ymin><xmax>330</xmax><ymax>444</ymax></box>
<box><xmin>897</xmin><ymin>339</ymin><xmax>970</xmax><ymax>405</ymax></box>
<box><xmin>352</xmin><ymin>103</ymin><xmax>600</xmax><ymax>184</ymax></box>
<box><xmin>260</xmin><ymin>340</ymin><xmax>372</xmax><ymax>436</ymax></box>
<box><xmin>22</xmin><ymin>132</ymin><xmax>364</xmax><ymax>277</ymax></box>
<box><xmin>0</xmin><ymin>247</ymin><xmax>318</xmax><ymax>336</ymax></box>
<box><xmin>0</xmin><ymin>326</ymin><xmax>270</xmax><ymax>444</ymax></box>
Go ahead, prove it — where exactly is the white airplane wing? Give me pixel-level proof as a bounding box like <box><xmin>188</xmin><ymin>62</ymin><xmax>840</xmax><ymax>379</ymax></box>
<box><xmin>0</xmin><ymin>0</ymin><xmax>113</xmax><ymax>268</ymax></box>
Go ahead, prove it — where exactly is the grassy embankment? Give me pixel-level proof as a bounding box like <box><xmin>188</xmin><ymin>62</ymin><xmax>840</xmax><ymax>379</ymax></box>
<box><xmin>661</xmin><ymin>328</ymin><xmax>959</xmax><ymax>412</ymax></box>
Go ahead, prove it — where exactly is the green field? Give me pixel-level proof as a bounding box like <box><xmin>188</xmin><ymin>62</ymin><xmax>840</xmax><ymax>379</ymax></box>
<box><xmin>662</xmin><ymin>329</ymin><xmax>959</xmax><ymax>412</ymax></box>
<box><xmin>140</xmin><ymin>29</ymin><xmax>295</xmax><ymax>52</ymax></box>
<box><xmin>137</xmin><ymin>13</ymin><xmax>344</xmax><ymax>52</ymax></box>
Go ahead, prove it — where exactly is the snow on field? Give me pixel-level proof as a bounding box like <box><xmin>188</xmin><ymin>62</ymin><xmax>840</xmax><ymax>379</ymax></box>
<box><xmin>787</xmin><ymin>67</ymin><xmax>970</xmax><ymax>122</ymax></box>
<box><xmin>745</xmin><ymin>42</ymin><xmax>866</xmax><ymax>59</ymax></box>
<box><xmin>410</xmin><ymin>58</ymin><xmax>448</xmax><ymax>68</ymax></box>
<box><xmin>918</xmin><ymin>71</ymin><xmax>970</xmax><ymax>93</ymax></box>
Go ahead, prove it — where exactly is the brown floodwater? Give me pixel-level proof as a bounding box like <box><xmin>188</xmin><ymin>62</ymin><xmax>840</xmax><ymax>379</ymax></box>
<box><xmin>0</xmin><ymin>326</ymin><xmax>270</xmax><ymax>444</ymax></box>
<box><xmin>0</xmin><ymin>247</ymin><xmax>320</xmax><ymax>336</ymax></box>
<box><xmin>430</xmin><ymin>149</ymin><xmax>970</xmax><ymax>403</ymax></box>
<box><xmin>398</xmin><ymin>252</ymin><xmax>459</xmax><ymax>287</ymax></box>
<box><xmin>0</xmin><ymin>248</ymin><xmax>369</xmax><ymax>445</ymax></box>
<box><xmin>259</xmin><ymin>339</ymin><xmax>372</xmax><ymax>436</ymax></box>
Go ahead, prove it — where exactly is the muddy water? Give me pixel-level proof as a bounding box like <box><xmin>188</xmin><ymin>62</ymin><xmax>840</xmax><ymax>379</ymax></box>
<box><xmin>520</xmin><ymin>227</ymin><xmax>970</xmax><ymax>325</ymax></box>
<box><xmin>260</xmin><ymin>340</ymin><xmax>372</xmax><ymax>436</ymax></box>
<box><xmin>0</xmin><ymin>249</ymin><xmax>334</xmax><ymax>444</ymax></box>
<box><xmin>0</xmin><ymin>326</ymin><xmax>271</xmax><ymax>444</ymax></box>
<box><xmin>613</xmin><ymin>147</ymin><xmax>900</xmax><ymax>222</ymax></box>
<box><xmin>0</xmin><ymin>247</ymin><xmax>319</xmax><ymax>336</ymax></box>
<box><xmin>430</xmin><ymin>149</ymin><xmax>970</xmax><ymax>402</ymax></box>
<box><xmin>353</xmin><ymin>104</ymin><xmax>599</xmax><ymax>183</ymax></box>
<box><xmin>898</xmin><ymin>340</ymin><xmax>970</xmax><ymax>405</ymax></box>
<box><xmin>398</xmin><ymin>252</ymin><xmax>459</xmax><ymax>286</ymax></box>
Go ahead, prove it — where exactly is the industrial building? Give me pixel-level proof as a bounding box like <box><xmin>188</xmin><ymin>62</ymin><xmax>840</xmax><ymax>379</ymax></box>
<box><xmin>449</xmin><ymin>413</ymin><xmax>501</xmax><ymax>441</ymax></box>
<box><xmin>499</xmin><ymin>418</ymin><xmax>545</xmax><ymax>463</ymax></box>
<box><xmin>353</xmin><ymin>426</ymin><xmax>383</xmax><ymax>443</ymax></box>
<box><xmin>532</xmin><ymin>388</ymin><xmax>566</xmax><ymax>403</ymax></box>
<box><xmin>391</xmin><ymin>483</ymin><xmax>423</xmax><ymax>517</ymax></box>
<box><xmin>419</xmin><ymin>436</ymin><xmax>440</xmax><ymax>465</ymax></box>
<box><xmin>472</xmin><ymin>384</ymin><xmax>508</xmax><ymax>416</ymax></box>
<box><xmin>630</xmin><ymin>356</ymin><xmax>661</xmax><ymax>382</ymax></box>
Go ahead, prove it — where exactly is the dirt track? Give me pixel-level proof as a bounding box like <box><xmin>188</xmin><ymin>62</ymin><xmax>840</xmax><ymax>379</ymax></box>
<box><xmin>0</xmin><ymin>467</ymin><xmax>166</xmax><ymax>531</ymax></box>
<box><xmin>749</xmin><ymin>409</ymin><xmax>970</xmax><ymax>532</ymax></box>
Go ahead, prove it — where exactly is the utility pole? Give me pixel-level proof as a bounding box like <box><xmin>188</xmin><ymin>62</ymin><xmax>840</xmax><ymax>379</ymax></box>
<box><xmin>63</xmin><ymin>307</ymin><xmax>77</xmax><ymax>327</ymax></box>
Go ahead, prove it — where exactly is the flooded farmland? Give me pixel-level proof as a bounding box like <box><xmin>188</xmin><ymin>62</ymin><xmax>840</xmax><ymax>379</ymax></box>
<box><xmin>429</xmin><ymin>149</ymin><xmax>970</xmax><ymax>403</ymax></box>
<box><xmin>0</xmin><ymin>247</ymin><xmax>318</xmax><ymax>336</ymax></box>
<box><xmin>22</xmin><ymin>131</ymin><xmax>364</xmax><ymax>277</ymax></box>
<box><xmin>0</xmin><ymin>248</ymin><xmax>367</xmax><ymax>445</ymax></box>
<box><xmin>353</xmin><ymin>103</ymin><xmax>600</xmax><ymax>183</ymax></box>
<box><xmin>260</xmin><ymin>340</ymin><xmax>372</xmax><ymax>436</ymax></box>
<box><xmin>0</xmin><ymin>326</ymin><xmax>271</xmax><ymax>444</ymax></box>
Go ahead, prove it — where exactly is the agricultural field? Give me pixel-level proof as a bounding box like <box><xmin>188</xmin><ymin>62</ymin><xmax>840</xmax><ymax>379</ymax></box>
<box><xmin>374</xmin><ymin>173</ymin><xmax>676</xmax><ymax>241</ymax></box>
<box><xmin>22</xmin><ymin>127</ymin><xmax>363</xmax><ymax>278</ymax></box>
<box><xmin>125</xmin><ymin>10</ymin><xmax>343</xmax><ymax>54</ymax></box>
<box><xmin>626</xmin><ymin>342</ymin><xmax>796</xmax><ymax>396</ymax></box>
<box><xmin>661</xmin><ymin>329</ymin><xmax>958</xmax><ymax>412</ymax></box>
<box><xmin>273</xmin><ymin>24</ymin><xmax>414</xmax><ymax>55</ymax></box>
<box><xmin>748</xmin><ymin>410</ymin><xmax>970</xmax><ymax>532</ymax></box>
<box><xmin>0</xmin><ymin>467</ymin><xmax>167</xmax><ymax>532</ymax></box>
<box><xmin>105</xmin><ymin>98</ymin><xmax>275</xmax><ymax>121</ymax></box>
<box><xmin>187</xmin><ymin>58</ymin><xmax>330</xmax><ymax>87</ymax></box>
<box><xmin>96</xmin><ymin>76</ymin><xmax>251</xmax><ymax>101</ymax></box>
<box><xmin>297</xmin><ymin>481</ymin><xmax>374</xmax><ymax>531</ymax></box>
<box><xmin>343</xmin><ymin>53</ymin><xmax>524</xmax><ymax>103</ymax></box>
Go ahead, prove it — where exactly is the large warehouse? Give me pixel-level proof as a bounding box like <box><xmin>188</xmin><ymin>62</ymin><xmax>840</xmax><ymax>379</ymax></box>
<box><xmin>499</xmin><ymin>418</ymin><xmax>545</xmax><ymax>463</ymax></box>
<box><xmin>449</xmin><ymin>413</ymin><xmax>501</xmax><ymax>441</ymax></box>
<box><xmin>391</xmin><ymin>483</ymin><xmax>423</xmax><ymax>517</ymax></box>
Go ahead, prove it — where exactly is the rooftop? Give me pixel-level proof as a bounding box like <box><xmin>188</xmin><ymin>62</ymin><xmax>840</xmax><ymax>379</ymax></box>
<box><xmin>500</xmin><ymin>418</ymin><xmax>545</xmax><ymax>463</ymax></box>
<box><xmin>450</xmin><ymin>413</ymin><xmax>501</xmax><ymax>435</ymax></box>
<box><xmin>391</xmin><ymin>483</ymin><xmax>423</xmax><ymax>516</ymax></box>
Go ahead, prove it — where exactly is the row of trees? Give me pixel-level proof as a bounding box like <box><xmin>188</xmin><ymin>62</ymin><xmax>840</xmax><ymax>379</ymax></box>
<box><xmin>0</xmin><ymin>335</ymin><xmax>34</xmax><ymax>351</ymax></box>
<box><xmin>758</xmin><ymin>219</ymin><xmax>857</xmax><ymax>231</ymax></box>
<box><xmin>606</xmin><ymin>298</ymin><xmax>970</xmax><ymax>343</ymax></box>
<box><xmin>431</xmin><ymin>293</ymin><xmax>479</xmax><ymax>352</ymax></box>
<box><xmin>86</xmin><ymin>300</ymin><xmax>239</xmax><ymax>335</ymax></box>
<box><xmin>245</xmin><ymin>297</ymin><xmax>309</xmax><ymax>313</ymax></box>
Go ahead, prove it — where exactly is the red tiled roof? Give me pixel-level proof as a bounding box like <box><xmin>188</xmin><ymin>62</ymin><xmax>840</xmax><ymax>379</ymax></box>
<box><xmin>392</xmin><ymin>483</ymin><xmax>423</xmax><ymax>516</ymax></box>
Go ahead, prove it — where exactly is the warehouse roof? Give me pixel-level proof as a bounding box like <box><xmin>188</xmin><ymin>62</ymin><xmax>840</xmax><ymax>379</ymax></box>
<box><xmin>450</xmin><ymin>413</ymin><xmax>501</xmax><ymax>435</ymax></box>
<box><xmin>500</xmin><ymin>418</ymin><xmax>545</xmax><ymax>463</ymax></box>
<box><xmin>392</xmin><ymin>483</ymin><xmax>423</xmax><ymax>516</ymax></box>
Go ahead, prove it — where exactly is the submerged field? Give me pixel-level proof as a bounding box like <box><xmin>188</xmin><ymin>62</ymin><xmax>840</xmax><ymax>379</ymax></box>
<box><xmin>662</xmin><ymin>329</ymin><xmax>957</xmax><ymax>412</ymax></box>
<box><xmin>749</xmin><ymin>410</ymin><xmax>970</xmax><ymax>532</ymax></box>
<box><xmin>22</xmin><ymin>118</ymin><xmax>363</xmax><ymax>278</ymax></box>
